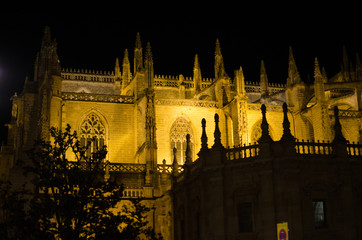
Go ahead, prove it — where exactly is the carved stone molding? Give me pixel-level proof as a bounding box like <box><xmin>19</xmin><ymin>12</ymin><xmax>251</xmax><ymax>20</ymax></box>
<box><xmin>155</xmin><ymin>99</ymin><xmax>218</xmax><ymax>108</ymax></box>
<box><xmin>62</xmin><ymin>92</ymin><xmax>134</xmax><ymax>103</ymax></box>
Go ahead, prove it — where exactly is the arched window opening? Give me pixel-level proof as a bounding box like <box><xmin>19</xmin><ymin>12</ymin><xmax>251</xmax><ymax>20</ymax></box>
<box><xmin>170</xmin><ymin>117</ymin><xmax>194</xmax><ymax>165</ymax></box>
<box><xmin>80</xmin><ymin>113</ymin><xmax>106</xmax><ymax>156</ymax></box>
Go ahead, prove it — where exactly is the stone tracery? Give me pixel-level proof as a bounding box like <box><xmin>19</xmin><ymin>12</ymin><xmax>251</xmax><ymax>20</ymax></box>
<box><xmin>80</xmin><ymin>113</ymin><xmax>106</xmax><ymax>153</ymax></box>
<box><xmin>170</xmin><ymin>117</ymin><xmax>194</xmax><ymax>165</ymax></box>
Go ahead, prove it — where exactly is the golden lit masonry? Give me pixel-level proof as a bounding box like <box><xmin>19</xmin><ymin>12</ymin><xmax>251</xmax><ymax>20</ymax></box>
<box><xmin>1</xmin><ymin>27</ymin><xmax>362</xmax><ymax>240</ymax></box>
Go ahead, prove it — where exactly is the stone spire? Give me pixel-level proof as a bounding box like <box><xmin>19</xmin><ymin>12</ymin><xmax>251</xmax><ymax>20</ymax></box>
<box><xmin>235</xmin><ymin>66</ymin><xmax>248</xmax><ymax>146</ymax></box>
<box><xmin>134</xmin><ymin>32</ymin><xmax>143</xmax><ymax>74</ymax></box>
<box><xmin>144</xmin><ymin>42</ymin><xmax>154</xmax><ymax>89</ymax></box>
<box><xmin>212</xmin><ymin>114</ymin><xmax>222</xmax><ymax>149</ymax></box>
<box><xmin>200</xmin><ymin>118</ymin><xmax>208</xmax><ymax>150</ymax></box>
<box><xmin>235</xmin><ymin>66</ymin><xmax>246</xmax><ymax>97</ymax></box>
<box><xmin>259</xmin><ymin>104</ymin><xmax>272</xmax><ymax>142</ymax></box>
<box><xmin>114</xmin><ymin>58</ymin><xmax>121</xmax><ymax>81</ymax></box>
<box><xmin>122</xmin><ymin>49</ymin><xmax>131</xmax><ymax>88</ymax></box>
<box><xmin>287</xmin><ymin>46</ymin><xmax>301</xmax><ymax>87</ymax></box>
<box><xmin>314</xmin><ymin>57</ymin><xmax>332</xmax><ymax>141</ymax></box>
<box><xmin>333</xmin><ymin>106</ymin><xmax>346</xmax><ymax>143</ymax></box>
<box><xmin>314</xmin><ymin>57</ymin><xmax>325</xmax><ymax>102</ymax></box>
<box><xmin>172</xmin><ymin>147</ymin><xmax>179</xmax><ymax>176</ymax></box>
<box><xmin>214</xmin><ymin>39</ymin><xmax>228</xmax><ymax>80</ymax></box>
<box><xmin>260</xmin><ymin>60</ymin><xmax>269</xmax><ymax>97</ymax></box>
<box><xmin>185</xmin><ymin>134</ymin><xmax>192</xmax><ymax>165</ymax></box>
<box><xmin>144</xmin><ymin>42</ymin><xmax>156</xmax><ymax>186</ymax></box>
<box><xmin>314</xmin><ymin>57</ymin><xmax>322</xmax><ymax>80</ymax></box>
<box><xmin>193</xmin><ymin>54</ymin><xmax>202</xmax><ymax>92</ymax></box>
<box><xmin>35</xmin><ymin>26</ymin><xmax>61</xmax><ymax>80</ymax></box>
<box><xmin>41</xmin><ymin>26</ymin><xmax>52</xmax><ymax>46</ymax></box>
<box><xmin>281</xmin><ymin>103</ymin><xmax>294</xmax><ymax>140</ymax></box>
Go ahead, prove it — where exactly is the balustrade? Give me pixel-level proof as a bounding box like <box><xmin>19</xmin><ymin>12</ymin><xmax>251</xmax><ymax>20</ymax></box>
<box><xmin>64</xmin><ymin>139</ymin><xmax>361</xmax><ymax>177</ymax></box>
<box><xmin>347</xmin><ymin>142</ymin><xmax>362</xmax><ymax>156</ymax></box>
<box><xmin>122</xmin><ymin>188</ymin><xmax>144</xmax><ymax>198</ymax></box>
<box><xmin>226</xmin><ymin>144</ymin><xmax>259</xmax><ymax>160</ymax></box>
<box><xmin>295</xmin><ymin>139</ymin><xmax>332</xmax><ymax>155</ymax></box>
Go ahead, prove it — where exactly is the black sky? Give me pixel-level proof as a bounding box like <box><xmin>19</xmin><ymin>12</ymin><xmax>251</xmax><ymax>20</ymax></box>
<box><xmin>0</xmin><ymin>5</ymin><xmax>361</xmax><ymax>143</ymax></box>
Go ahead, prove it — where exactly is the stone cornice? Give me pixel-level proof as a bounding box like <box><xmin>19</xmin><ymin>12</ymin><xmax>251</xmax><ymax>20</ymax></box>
<box><xmin>62</xmin><ymin>92</ymin><xmax>134</xmax><ymax>103</ymax></box>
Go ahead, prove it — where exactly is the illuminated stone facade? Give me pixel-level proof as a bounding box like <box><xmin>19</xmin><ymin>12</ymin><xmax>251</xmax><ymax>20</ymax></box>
<box><xmin>1</xmin><ymin>27</ymin><xmax>362</xmax><ymax>239</ymax></box>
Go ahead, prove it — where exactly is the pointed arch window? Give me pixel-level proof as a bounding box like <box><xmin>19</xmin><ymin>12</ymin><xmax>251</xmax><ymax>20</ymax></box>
<box><xmin>170</xmin><ymin>117</ymin><xmax>194</xmax><ymax>165</ymax></box>
<box><xmin>80</xmin><ymin>113</ymin><xmax>106</xmax><ymax>155</ymax></box>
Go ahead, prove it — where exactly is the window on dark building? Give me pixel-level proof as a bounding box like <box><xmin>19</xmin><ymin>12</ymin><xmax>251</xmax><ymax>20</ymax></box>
<box><xmin>237</xmin><ymin>202</ymin><xmax>253</xmax><ymax>233</ymax></box>
<box><xmin>180</xmin><ymin>219</ymin><xmax>185</xmax><ymax>240</ymax></box>
<box><xmin>196</xmin><ymin>211</ymin><xmax>201</xmax><ymax>239</ymax></box>
<box><xmin>313</xmin><ymin>200</ymin><xmax>327</xmax><ymax>229</ymax></box>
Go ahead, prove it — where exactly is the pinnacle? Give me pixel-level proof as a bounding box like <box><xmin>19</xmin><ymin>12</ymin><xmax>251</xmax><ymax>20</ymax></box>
<box><xmin>314</xmin><ymin>57</ymin><xmax>322</xmax><ymax>79</ymax></box>
<box><xmin>123</xmin><ymin>49</ymin><xmax>130</xmax><ymax>64</ymax></box>
<box><xmin>288</xmin><ymin>46</ymin><xmax>295</xmax><ymax>64</ymax></box>
<box><xmin>194</xmin><ymin>54</ymin><xmax>200</xmax><ymax>69</ymax></box>
<box><xmin>145</xmin><ymin>42</ymin><xmax>153</xmax><ymax>61</ymax></box>
<box><xmin>41</xmin><ymin>26</ymin><xmax>52</xmax><ymax>46</ymax></box>
<box><xmin>215</xmin><ymin>39</ymin><xmax>222</xmax><ymax>56</ymax></box>
<box><xmin>135</xmin><ymin>32</ymin><xmax>142</xmax><ymax>49</ymax></box>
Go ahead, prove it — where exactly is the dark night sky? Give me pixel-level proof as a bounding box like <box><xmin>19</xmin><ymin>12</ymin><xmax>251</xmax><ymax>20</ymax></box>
<box><xmin>0</xmin><ymin>5</ymin><xmax>361</xmax><ymax>144</ymax></box>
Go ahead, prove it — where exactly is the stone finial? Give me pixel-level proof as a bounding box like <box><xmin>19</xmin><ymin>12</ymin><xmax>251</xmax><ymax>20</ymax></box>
<box><xmin>212</xmin><ymin>114</ymin><xmax>222</xmax><ymax>148</ymax></box>
<box><xmin>314</xmin><ymin>57</ymin><xmax>322</xmax><ymax>80</ymax></box>
<box><xmin>134</xmin><ymin>32</ymin><xmax>144</xmax><ymax>74</ymax></box>
<box><xmin>145</xmin><ymin>42</ymin><xmax>153</xmax><ymax>63</ymax></box>
<box><xmin>41</xmin><ymin>26</ymin><xmax>52</xmax><ymax>47</ymax></box>
<box><xmin>135</xmin><ymin>32</ymin><xmax>142</xmax><ymax>49</ymax></box>
<box><xmin>115</xmin><ymin>58</ymin><xmax>120</xmax><ymax>78</ymax></box>
<box><xmin>258</xmin><ymin>104</ymin><xmax>272</xmax><ymax>142</ymax></box>
<box><xmin>287</xmin><ymin>46</ymin><xmax>301</xmax><ymax>86</ymax></box>
<box><xmin>333</xmin><ymin>106</ymin><xmax>346</xmax><ymax>142</ymax></box>
<box><xmin>185</xmin><ymin>134</ymin><xmax>192</xmax><ymax>165</ymax></box>
<box><xmin>214</xmin><ymin>39</ymin><xmax>228</xmax><ymax>80</ymax></box>
<box><xmin>201</xmin><ymin>118</ymin><xmax>208</xmax><ymax>149</ymax></box>
<box><xmin>281</xmin><ymin>102</ymin><xmax>294</xmax><ymax>140</ymax></box>
<box><xmin>194</xmin><ymin>54</ymin><xmax>200</xmax><ymax>69</ymax></box>
<box><xmin>235</xmin><ymin>66</ymin><xmax>246</xmax><ymax>97</ymax></box>
<box><xmin>215</xmin><ymin>39</ymin><xmax>222</xmax><ymax>56</ymax></box>
<box><xmin>193</xmin><ymin>54</ymin><xmax>202</xmax><ymax>92</ymax></box>
<box><xmin>260</xmin><ymin>60</ymin><xmax>269</xmax><ymax>97</ymax></box>
<box><xmin>172</xmin><ymin>147</ymin><xmax>179</xmax><ymax>175</ymax></box>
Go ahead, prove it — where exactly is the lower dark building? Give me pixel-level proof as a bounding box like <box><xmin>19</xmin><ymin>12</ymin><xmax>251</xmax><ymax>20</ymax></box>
<box><xmin>171</xmin><ymin>104</ymin><xmax>362</xmax><ymax>240</ymax></box>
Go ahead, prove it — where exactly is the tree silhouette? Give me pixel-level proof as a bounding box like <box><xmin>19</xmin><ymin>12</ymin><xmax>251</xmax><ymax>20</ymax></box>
<box><xmin>0</xmin><ymin>125</ymin><xmax>162</xmax><ymax>240</ymax></box>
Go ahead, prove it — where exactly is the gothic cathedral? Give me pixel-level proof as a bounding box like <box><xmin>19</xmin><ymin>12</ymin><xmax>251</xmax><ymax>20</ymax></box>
<box><xmin>1</xmin><ymin>27</ymin><xmax>362</xmax><ymax>239</ymax></box>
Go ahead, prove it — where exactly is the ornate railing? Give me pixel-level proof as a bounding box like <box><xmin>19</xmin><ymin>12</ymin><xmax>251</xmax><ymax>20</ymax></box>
<box><xmin>156</xmin><ymin>163</ymin><xmax>183</xmax><ymax>174</ymax></box>
<box><xmin>122</xmin><ymin>187</ymin><xmax>144</xmax><ymax>198</ymax></box>
<box><xmin>65</xmin><ymin>140</ymin><xmax>362</xmax><ymax>176</ymax></box>
<box><xmin>295</xmin><ymin>139</ymin><xmax>333</xmax><ymax>155</ymax></box>
<box><xmin>226</xmin><ymin>144</ymin><xmax>259</xmax><ymax>160</ymax></box>
<box><xmin>107</xmin><ymin>163</ymin><xmax>146</xmax><ymax>173</ymax></box>
<box><xmin>155</xmin><ymin>99</ymin><xmax>217</xmax><ymax>108</ymax></box>
<box><xmin>347</xmin><ymin>142</ymin><xmax>362</xmax><ymax>156</ymax></box>
<box><xmin>66</xmin><ymin>161</ymin><xmax>184</xmax><ymax>174</ymax></box>
<box><xmin>295</xmin><ymin>139</ymin><xmax>362</xmax><ymax>156</ymax></box>
<box><xmin>62</xmin><ymin>92</ymin><xmax>134</xmax><ymax>104</ymax></box>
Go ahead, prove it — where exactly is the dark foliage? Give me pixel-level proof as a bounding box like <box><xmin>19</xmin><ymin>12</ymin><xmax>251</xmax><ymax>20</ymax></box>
<box><xmin>0</xmin><ymin>125</ymin><xmax>163</xmax><ymax>240</ymax></box>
